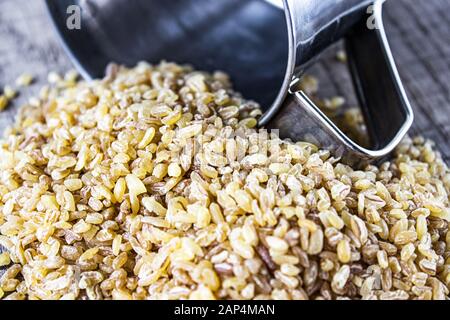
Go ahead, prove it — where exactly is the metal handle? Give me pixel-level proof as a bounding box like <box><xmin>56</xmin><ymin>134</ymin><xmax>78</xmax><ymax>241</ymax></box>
<box><xmin>268</xmin><ymin>0</ymin><xmax>413</xmax><ymax>167</ymax></box>
<box><xmin>345</xmin><ymin>4</ymin><xmax>413</xmax><ymax>151</ymax></box>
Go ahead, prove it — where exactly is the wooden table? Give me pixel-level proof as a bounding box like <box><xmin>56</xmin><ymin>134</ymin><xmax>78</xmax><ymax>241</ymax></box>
<box><xmin>0</xmin><ymin>0</ymin><xmax>449</xmax><ymax>163</ymax></box>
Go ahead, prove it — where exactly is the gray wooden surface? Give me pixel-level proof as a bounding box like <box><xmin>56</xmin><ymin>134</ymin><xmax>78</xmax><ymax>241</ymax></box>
<box><xmin>0</xmin><ymin>0</ymin><xmax>449</xmax><ymax>162</ymax></box>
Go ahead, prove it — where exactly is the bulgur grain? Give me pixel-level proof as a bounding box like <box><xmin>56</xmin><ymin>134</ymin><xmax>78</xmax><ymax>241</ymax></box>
<box><xmin>15</xmin><ymin>73</ymin><xmax>33</xmax><ymax>87</ymax></box>
<box><xmin>0</xmin><ymin>61</ymin><xmax>448</xmax><ymax>301</ymax></box>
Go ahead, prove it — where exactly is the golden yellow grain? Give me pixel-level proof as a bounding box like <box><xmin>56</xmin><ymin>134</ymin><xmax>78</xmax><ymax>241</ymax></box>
<box><xmin>0</xmin><ymin>252</ymin><xmax>11</xmax><ymax>267</ymax></box>
<box><xmin>15</xmin><ymin>73</ymin><xmax>33</xmax><ymax>86</ymax></box>
<box><xmin>0</xmin><ymin>95</ymin><xmax>8</xmax><ymax>111</ymax></box>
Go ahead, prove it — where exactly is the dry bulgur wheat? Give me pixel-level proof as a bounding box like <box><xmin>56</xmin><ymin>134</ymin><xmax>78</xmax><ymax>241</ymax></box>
<box><xmin>0</xmin><ymin>61</ymin><xmax>449</xmax><ymax>300</ymax></box>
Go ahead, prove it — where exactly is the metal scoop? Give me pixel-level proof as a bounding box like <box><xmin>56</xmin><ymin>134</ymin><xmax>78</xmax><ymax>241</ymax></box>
<box><xmin>46</xmin><ymin>0</ymin><xmax>413</xmax><ymax>166</ymax></box>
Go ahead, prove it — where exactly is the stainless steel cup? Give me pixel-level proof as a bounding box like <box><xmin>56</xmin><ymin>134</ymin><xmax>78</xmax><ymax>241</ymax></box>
<box><xmin>46</xmin><ymin>0</ymin><xmax>413</xmax><ymax>166</ymax></box>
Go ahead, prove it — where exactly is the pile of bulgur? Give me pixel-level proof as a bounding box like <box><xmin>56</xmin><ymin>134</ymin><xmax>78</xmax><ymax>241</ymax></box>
<box><xmin>0</xmin><ymin>62</ymin><xmax>449</xmax><ymax>300</ymax></box>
